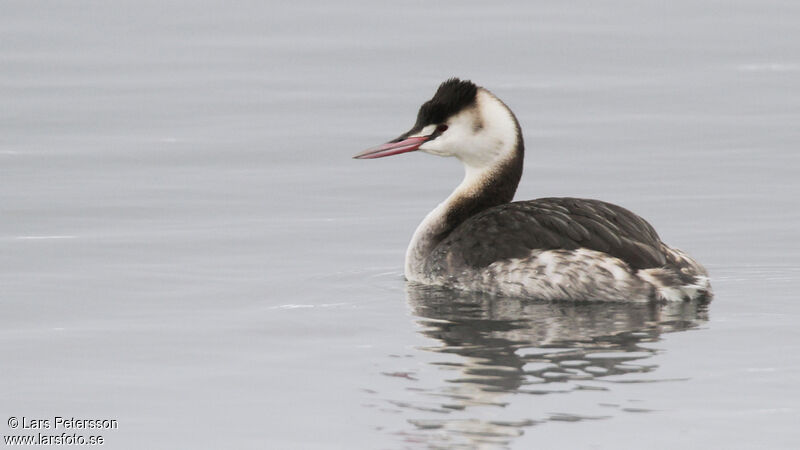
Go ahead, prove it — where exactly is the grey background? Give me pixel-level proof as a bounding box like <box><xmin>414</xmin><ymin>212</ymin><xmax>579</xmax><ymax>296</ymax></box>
<box><xmin>1</xmin><ymin>1</ymin><xmax>798</xmax><ymax>448</ymax></box>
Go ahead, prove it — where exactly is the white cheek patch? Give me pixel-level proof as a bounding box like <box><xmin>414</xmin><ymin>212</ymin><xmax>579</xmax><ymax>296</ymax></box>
<box><xmin>418</xmin><ymin>123</ymin><xmax>451</xmax><ymax>156</ymax></box>
<box><xmin>415</xmin><ymin>124</ymin><xmax>437</xmax><ymax>137</ymax></box>
<box><xmin>418</xmin><ymin>90</ymin><xmax>519</xmax><ymax>168</ymax></box>
<box><xmin>418</xmin><ymin>108</ymin><xmax>480</xmax><ymax>157</ymax></box>
<box><xmin>418</xmin><ymin>141</ymin><xmax>447</xmax><ymax>156</ymax></box>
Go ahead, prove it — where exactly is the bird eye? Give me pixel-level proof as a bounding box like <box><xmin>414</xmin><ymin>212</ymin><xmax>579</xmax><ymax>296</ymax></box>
<box><xmin>436</xmin><ymin>124</ymin><xmax>448</xmax><ymax>133</ymax></box>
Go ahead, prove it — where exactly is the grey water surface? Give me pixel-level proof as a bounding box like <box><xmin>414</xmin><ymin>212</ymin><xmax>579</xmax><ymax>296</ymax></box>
<box><xmin>2</xmin><ymin>1</ymin><xmax>799</xmax><ymax>449</ymax></box>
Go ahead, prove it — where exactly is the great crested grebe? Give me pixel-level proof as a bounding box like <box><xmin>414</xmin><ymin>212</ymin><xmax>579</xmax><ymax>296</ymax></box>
<box><xmin>354</xmin><ymin>78</ymin><xmax>711</xmax><ymax>302</ymax></box>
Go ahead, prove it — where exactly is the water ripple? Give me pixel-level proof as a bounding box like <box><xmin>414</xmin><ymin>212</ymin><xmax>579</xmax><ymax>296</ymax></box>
<box><xmin>372</xmin><ymin>285</ymin><xmax>710</xmax><ymax>448</ymax></box>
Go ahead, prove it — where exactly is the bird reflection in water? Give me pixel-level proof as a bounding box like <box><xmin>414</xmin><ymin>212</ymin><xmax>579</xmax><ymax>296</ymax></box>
<box><xmin>382</xmin><ymin>284</ymin><xmax>709</xmax><ymax>448</ymax></box>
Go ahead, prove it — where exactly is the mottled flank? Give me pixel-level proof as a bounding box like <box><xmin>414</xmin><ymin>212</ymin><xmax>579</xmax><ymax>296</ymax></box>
<box><xmin>419</xmin><ymin>247</ymin><xmax>711</xmax><ymax>302</ymax></box>
<box><xmin>638</xmin><ymin>245</ymin><xmax>713</xmax><ymax>302</ymax></box>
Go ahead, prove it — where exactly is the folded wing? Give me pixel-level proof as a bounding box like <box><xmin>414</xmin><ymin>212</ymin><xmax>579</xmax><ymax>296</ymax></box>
<box><xmin>429</xmin><ymin>197</ymin><xmax>667</xmax><ymax>272</ymax></box>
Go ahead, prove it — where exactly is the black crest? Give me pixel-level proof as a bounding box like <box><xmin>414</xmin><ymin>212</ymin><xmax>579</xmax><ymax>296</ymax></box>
<box><xmin>414</xmin><ymin>78</ymin><xmax>478</xmax><ymax>128</ymax></box>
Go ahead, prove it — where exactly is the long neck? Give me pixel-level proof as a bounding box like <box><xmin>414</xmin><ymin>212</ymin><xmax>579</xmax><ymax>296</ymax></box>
<box><xmin>405</xmin><ymin>132</ymin><xmax>524</xmax><ymax>281</ymax></box>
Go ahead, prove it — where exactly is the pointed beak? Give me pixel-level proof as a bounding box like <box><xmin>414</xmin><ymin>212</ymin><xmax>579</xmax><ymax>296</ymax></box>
<box><xmin>353</xmin><ymin>135</ymin><xmax>431</xmax><ymax>159</ymax></box>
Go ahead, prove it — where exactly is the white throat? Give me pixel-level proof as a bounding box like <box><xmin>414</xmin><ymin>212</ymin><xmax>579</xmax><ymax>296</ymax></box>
<box><xmin>404</xmin><ymin>90</ymin><xmax>522</xmax><ymax>281</ymax></box>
